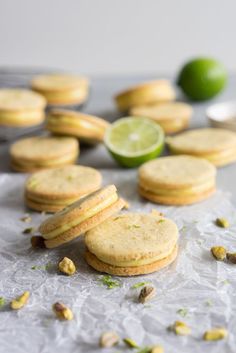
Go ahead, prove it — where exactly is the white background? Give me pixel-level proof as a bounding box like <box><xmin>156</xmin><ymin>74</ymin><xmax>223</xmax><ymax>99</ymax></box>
<box><xmin>0</xmin><ymin>0</ymin><xmax>235</xmax><ymax>76</ymax></box>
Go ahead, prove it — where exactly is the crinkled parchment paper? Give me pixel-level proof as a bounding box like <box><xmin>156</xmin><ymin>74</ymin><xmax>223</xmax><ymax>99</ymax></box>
<box><xmin>0</xmin><ymin>171</ymin><xmax>236</xmax><ymax>353</ymax></box>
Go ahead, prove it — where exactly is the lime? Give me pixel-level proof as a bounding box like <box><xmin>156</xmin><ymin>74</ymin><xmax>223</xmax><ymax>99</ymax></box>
<box><xmin>104</xmin><ymin>117</ymin><xmax>164</xmax><ymax>167</ymax></box>
<box><xmin>177</xmin><ymin>57</ymin><xmax>227</xmax><ymax>101</ymax></box>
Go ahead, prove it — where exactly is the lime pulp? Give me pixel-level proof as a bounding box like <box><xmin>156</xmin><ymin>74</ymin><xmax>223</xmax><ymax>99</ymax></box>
<box><xmin>104</xmin><ymin>117</ymin><xmax>164</xmax><ymax>167</ymax></box>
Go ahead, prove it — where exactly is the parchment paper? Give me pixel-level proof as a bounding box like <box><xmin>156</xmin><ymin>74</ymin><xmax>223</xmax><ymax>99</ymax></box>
<box><xmin>0</xmin><ymin>171</ymin><xmax>236</xmax><ymax>353</ymax></box>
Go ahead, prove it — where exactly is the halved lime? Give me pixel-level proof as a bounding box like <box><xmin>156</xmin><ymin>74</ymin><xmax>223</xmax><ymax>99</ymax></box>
<box><xmin>104</xmin><ymin>117</ymin><xmax>164</xmax><ymax>167</ymax></box>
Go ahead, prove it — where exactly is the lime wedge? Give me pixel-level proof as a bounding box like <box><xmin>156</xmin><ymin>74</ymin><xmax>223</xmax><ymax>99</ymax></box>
<box><xmin>104</xmin><ymin>117</ymin><xmax>164</xmax><ymax>167</ymax></box>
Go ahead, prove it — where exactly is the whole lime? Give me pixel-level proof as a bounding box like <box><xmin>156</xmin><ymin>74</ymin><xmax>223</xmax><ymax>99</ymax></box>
<box><xmin>177</xmin><ymin>57</ymin><xmax>227</xmax><ymax>101</ymax></box>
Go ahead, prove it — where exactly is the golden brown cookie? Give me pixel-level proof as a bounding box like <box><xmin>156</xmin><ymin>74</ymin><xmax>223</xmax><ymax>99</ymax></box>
<box><xmin>0</xmin><ymin>89</ymin><xmax>46</xmax><ymax>127</ymax></box>
<box><xmin>115</xmin><ymin>80</ymin><xmax>175</xmax><ymax>112</ymax></box>
<box><xmin>85</xmin><ymin>245</ymin><xmax>178</xmax><ymax>276</ymax></box>
<box><xmin>25</xmin><ymin>165</ymin><xmax>102</xmax><ymax>212</ymax></box>
<box><xmin>166</xmin><ymin>128</ymin><xmax>236</xmax><ymax>166</ymax></box>
<box><xmin>138</xmin><ymin>155</ymin><xmax>216</xmax><ymax>205</ymax></box>
<box><xmin>130</xmin><ymin>102</ymin><xmax>192</xmax><ymax>134</ymax></box>
<box><xmin>85</xmin><ymin>213</ymin><xmax>178</xmax><ymax>276</ymax></box>
<box><xmin>10</xmin><ymin>136</ymin><xmax>79</xmax><ymax>173</ymax></box>
<box><xmin>46</xmin><ymin>109</ymin><xmax>110</xmax><ymax>143</ymax></box>
<box><xmin>31</xmin><ymin>74</ymin><xmax>89</xmax><ymax>106</ymax></box>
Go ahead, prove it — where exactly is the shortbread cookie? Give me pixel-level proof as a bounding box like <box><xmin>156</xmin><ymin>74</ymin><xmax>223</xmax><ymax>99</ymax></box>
<box><xmin>46</xmin><ymin>109</ymin><xmax>110</xmax><ymax>143</ymax></box>
<box><xmin>85</xmin><ymin>246</ymin><xmax>178</xmax><ymax>276</ymax></box>
<box><xmin>166</xmin><ymin>128</ymin><xmax>236</xmax><ymax>166</ymax></box>
<box><xmin>31</xmin><ymin>74</ymin><xmax>89</xmax><ymax>106</ymax></box>
<box><xmin>85</xmin><ymin>213</ymin><xmax>178</xmax><ymax>276</ymax></box>
<box><xmin>25</xmin><ymin>165</ymin><xmax>102</xmax><ymax>212</ymax></box>
<box><xmin>39</xmin><ymin>185</ymin><xmax>126</xmax><ymax>248</ymax></box>
<box><xmin>115</xmin><ymin>80</ymin><xmax>175</xmax><ymax>112</ymax></box>
<box><xmin>10</xmin><ymin>136</ymin><xmax>79</xmax><ymax>173</ymax></box>
<box><xmin>139</xmin><ymin>155</ymin><xmax>216</xmax><ymax>205</ymax></box>
<box><xmin>130</xmin><ymin>102</ymin><xmax>192</xmax><ymax>134</ymax></box>
<box><xmin>0</xmin><ymin>89</ymin><xmax>46</xmax><ymax>127</ymax></box>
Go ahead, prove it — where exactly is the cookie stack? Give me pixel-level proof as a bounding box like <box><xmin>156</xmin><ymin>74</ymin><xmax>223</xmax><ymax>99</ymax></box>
<box><xmin>25</xmin><ymin>165</ymin><xmax>102</xmax><ymax>212</ymax></box>
<box><xmin>0</xmin><ymin>89</ymin><xmax>46</xmax><ymax>127</ymax></box>
<box><xmin>138</xmin><ymin>155</ymin><xmax>216</xmax><ymax>205</ymax></box>
<box><xmin>46</xmin><ymin>109</ymin><xmax>110</xmax><ymax>144</ymax></box>
<box><xmin>85</xmin><ymin>213</ymin><xmax>179</xmax><ymax>276</ymax></box>
<box><xmin>166</xmin><ymin>128</ymin><xmax>236</xmax><ymax>167</ymax></box>
<box><xmin>10</xmin><ymin>136</ymin><xmax>79</xmax><ymax>172</ymax></box>
<box><xmin>31</xmin><ymin>74</ymin><xmax>89</xmax><ymax>107</ymax></box>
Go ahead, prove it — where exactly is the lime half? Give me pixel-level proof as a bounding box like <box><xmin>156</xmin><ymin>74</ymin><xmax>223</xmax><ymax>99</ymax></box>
<box><xmin>104</xmin><ymin>117</ymin><xmax>164</xmax><ymax>167</ymax></box>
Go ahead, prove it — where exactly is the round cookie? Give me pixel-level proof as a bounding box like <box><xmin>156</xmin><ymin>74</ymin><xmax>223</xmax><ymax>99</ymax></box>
<box><xmin>0</xmin><ymin>89</ymin><xmax>46</xmax><ymax>127</ymax></box>
<box><xmin>39</xmin><ymin>185</ymin><xmax>126</xmax><ymax>248</ymax></box>
<box><xmin>115</xmin><ymin>80</ymin><xmax>175</xmax><ymax>112</ymax></box>
<box><xmin>25</xmin><ymin>165</ymin><xmax>102</xmax><ymax>212</ymax></box>
<box><xmin>10</xmin><ymin>136</ymin><xmax>79</xmax><ymax>173</ymax></box>
<box><xmin>31</xmin><ymin>74</ymin><xmax>89</xmax><ymax>106</ymax></box>
<box><xmin>138</xmin><ymin>155</ymin><xmax>216</xmax><ymax>205</ymax></box>
<box><xmin>166</xmin><ymin>128</ymin><xmax>236</xmax><ymax>166</ymax></box>
<box><xmin>138</xmin><ymin>186</ymin><xmax>215</xmax><ymax>206</ymax></box>
<box><xmin>130</xmin><ymin>102</ymin><xmax>192</xmax><ymax>134</ymax></box>
<box><xmin>85</xmin><ymin>245</ymin><xmax>178</xmax><ymax>276</ymax></box>
<box><xmin>46</xmin><ymin>109</ymin><xmax>110</xmax><ymax>143</ymax></box>
<box><xmin>85</xmin><ymin>213</ymin><xmax>178</xmax><ymax>276</ymax></box>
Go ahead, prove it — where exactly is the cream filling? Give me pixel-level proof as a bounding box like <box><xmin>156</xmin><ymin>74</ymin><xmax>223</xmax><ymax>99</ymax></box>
<box><xmin>94</xmin><ymin>245</ymin><xmax>175</xmax><ymax>267</ymax></box>
<box><xmin>139</xmin><ymin>179</ymin><xmax>214</xmax><ymax>197</ymax></box>
<box><xmin>48</xmin><ymin>116</ymin><xmax>105</xmax><ymax>134</ymax></box>
<box><xmin>42</xmin><ymin>193</ymin><xmax>118</xmax><ymax>240</ymax></box>
<box><xmin>12</xmin><ymin>152</ymin><xmax>78</xmax><ymax>168</ymax></box>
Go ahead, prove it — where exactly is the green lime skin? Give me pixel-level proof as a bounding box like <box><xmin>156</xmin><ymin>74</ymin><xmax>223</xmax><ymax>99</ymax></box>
<box><xmin>109</xmin><ymin>142</ymin><xmax>164</xmax><ymax>168</ymax></box>
<box><xmin>177</xmin><ymin>57</ymin><xmax>227</xmax><ymax>101</ymax></box>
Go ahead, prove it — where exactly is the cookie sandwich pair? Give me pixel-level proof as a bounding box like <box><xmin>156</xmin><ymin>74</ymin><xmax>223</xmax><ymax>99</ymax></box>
<box><xmin>0</xmin><ymin>89</ymin><xmax>46</xmax><ymax>127</ymax></box>
<box><xmin>46</xmin><ymin>109</ymin><xmax>110</xmax><ymax>144</ymax></box>
<box><xmin>166</xmin><ymin>128</ymin><xmax>236</xmax><ymax>167</ymax></box>
<box><xmin>38</xmin><ymin>185</ymin><xmax>179</xmax><ymax>276</ymax></box>
<box><xmin>139</xmin><ymin>155</ymin><xmax>216</xmax><ymax>205</ymax></box>
<box><xmin>31</xmin><ymin>74</ymin><xmax>89</xmax><ymax>107</ymax></box>
<box><xmin>10</xmin><ymin>136</ymin><xmax>79</xmax><ymax>172</ymax></box>
<box><xmin>25</xmin><ymin>165</ymin><xmax>102</xmax><ymax>212</ymax></box>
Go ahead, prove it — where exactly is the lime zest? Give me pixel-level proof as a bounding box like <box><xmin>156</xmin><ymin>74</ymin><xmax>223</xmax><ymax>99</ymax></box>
<box><xmin>131</xmin><ymin>282</ymin><xmax>151</xmax><ymax>289</ymax></box>
<box><xmin>99</xmin><ymin>275</ymin><xmax>121</xmax><ymax>289</ymax></box>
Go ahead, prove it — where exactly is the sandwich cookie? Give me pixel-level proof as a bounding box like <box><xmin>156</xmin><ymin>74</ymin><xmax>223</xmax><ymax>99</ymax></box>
<box><xmin>10</xmin><ymin>136</ymin><xmax>79</xmax><ymax>173</ymax></box>
<box><xmin>115</xmin><ymin>80</ymin><xmax>175</xmax><ymax>112</ymax></box>
<box><xmin>31</xmin><ymin>74</ymin><xmax>89</xmax><ymax>106</ymax></box>
<box><xmin>46</xmin><ymin>109</ymin><xmax>110</xmax><ymax>143</ymax></box>
<box><xmin>0</xmin><ymin>89</ymin><xmax>46</xmax><ymax>127</ymax></box>
<box><xmin>130</xmin><ymin>102</ymin><xmax>192</xmax><ymax>134</ymax></box>
<box><xmin>166</xmin><ymin>128</ymin><xmax>236</xmax><ymax>167</ymax></box>
<box><xmin>139</xmin><ymin>155</ymin><xmax>216</xmax><ymax>205</ymax></box>
<box><xmin>85</xmin><ymin>212</ymin><xmax>178</xmax><ymax>276</ymax></box>
<box><xmin>25</xmin><ymin>165</ymin><xmax>102</xmax><ymax>212</ymax></box>
<box><xmin>39</xmin><ymin>185</ymin><xmax>126</xmax><ymax>248</ymax></box>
